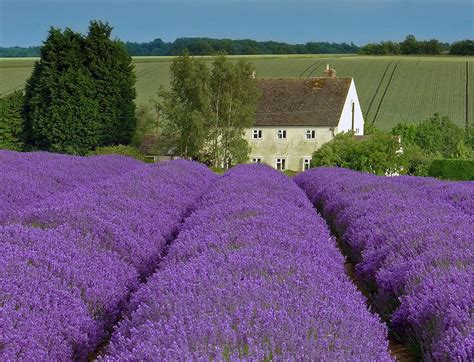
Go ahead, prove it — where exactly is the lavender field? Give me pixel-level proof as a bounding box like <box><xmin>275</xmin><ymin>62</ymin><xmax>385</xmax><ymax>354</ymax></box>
<box><xmin>1</xmin><ymin>150</ymin><xmax>472</xmax><ymax>360</ymax></box>
<box><xmin>295</xmin><ymin>168</ymin><xmax>474</xmax><ymax>360</ymax></box>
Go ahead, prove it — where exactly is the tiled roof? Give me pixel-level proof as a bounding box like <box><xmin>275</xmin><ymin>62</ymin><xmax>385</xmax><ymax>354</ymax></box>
<box><xmin>255</xmin><ymin>77</ymin><xmax>352</xmax><ymax>127</ymax></box>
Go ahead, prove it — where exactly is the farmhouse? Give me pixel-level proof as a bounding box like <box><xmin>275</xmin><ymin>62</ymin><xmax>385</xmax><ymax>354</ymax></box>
<box><xmin>247</xmin><ymin>67</ymin><xmax>364</xmax><ymax>171</ymax></box>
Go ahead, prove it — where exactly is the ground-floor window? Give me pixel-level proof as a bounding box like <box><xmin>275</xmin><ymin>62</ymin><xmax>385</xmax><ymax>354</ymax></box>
<box><xmin>251</xmin><ymin>157</ymin><xmax>262</xmax><ymax>164</ymax></box>
<box><xmin>276</xmin><ymin>158</ymin><xmax>286</xmax><ymax>171</ymax></box>
<box><xmin>303</xmin><ymin>158</ymin><xmax>311</xmax><ymax>171</ymax></box>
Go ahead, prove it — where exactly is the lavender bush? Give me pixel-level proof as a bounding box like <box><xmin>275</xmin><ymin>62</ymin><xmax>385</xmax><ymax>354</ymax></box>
<box><xmin>103</xmin><ymin>164</ymin><xmax>391</xmax><ymax>360</ymax></box>
<box><xmin>0</xmin><ymin>152</ymin><xmax>217</xmax><ymax>360</ymax></box>
<box><xmin>0</xmin><ymin>150</ymin><xmax>143</xmax><ymax>223</ymax></box>
<box><xmin>295</xmin><ymin>167</ymin><xmax>474</xmax><ymax>360</ymax></box>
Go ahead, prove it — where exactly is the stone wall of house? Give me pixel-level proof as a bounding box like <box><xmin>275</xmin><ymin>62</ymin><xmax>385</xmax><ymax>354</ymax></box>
<box><xmin>246</xmin><ymin>126</ymin><xmax>334</xmax><ymax>171</ymax></box>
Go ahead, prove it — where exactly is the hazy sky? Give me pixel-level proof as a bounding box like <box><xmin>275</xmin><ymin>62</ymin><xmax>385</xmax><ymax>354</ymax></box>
<box><xmin>1</xmin><ymin>0</ymin><xmax>473</xmax><ymax>47</ymax></box>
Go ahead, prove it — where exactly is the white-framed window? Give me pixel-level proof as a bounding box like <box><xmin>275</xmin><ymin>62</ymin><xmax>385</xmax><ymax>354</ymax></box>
<box><xmin>275</xmin><ymin>158</ymin><xmax>286</xmax><ymax>171</ymax></box>
<box><xmin>277</xmin><ymin>129</ymin><xmax>287</xmax><ymax>139</ymax></box>
<box><xmin>305</xmin><ymin>129</ymin><xmax>316</xmax><ymax>140</ymax></box>
<box><xmin>251</xmin><ymin>157</ymin><xmax>262</xmax><ymax>164</ymax></box>
<box><xmin>355</xmin><ymin>127</ymin><xmax>360</xmax><ymax>134</ymax></box>
<box><xmin>303</xmin><ymin>158</ymin><xmax>311</xmax><ymax>171</ymax></box>
<box><xmin>252</xmin><ymin>129</ymin><xmax>262</xmax><ymax>139</ymax></box>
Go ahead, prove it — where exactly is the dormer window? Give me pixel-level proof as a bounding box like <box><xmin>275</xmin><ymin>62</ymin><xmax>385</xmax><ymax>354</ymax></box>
<box><xmin>252</xmin><ymin>129</ymin><xmax>262</xmax><ymax>139</ymax></box>
<box><xmin>277</xmin><ymin>129</ymin><xmax>287</xmax><ymax>139</ymax></box>
<box><xmin>305</xmin><ymin>130</ymin><xmax>316</xmax><ymax>140</ymax></box>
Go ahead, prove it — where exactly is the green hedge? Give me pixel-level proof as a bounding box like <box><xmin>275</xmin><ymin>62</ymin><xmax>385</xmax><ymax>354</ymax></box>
<box><xmin>429</xmin><ymin>158</ymin><xmax>474</xmax><ymax>181</ymax></box>
<box><xmin>88</xmin><ymin>145</ymin><xmax>151</xmax><ymax>163</ymax></box>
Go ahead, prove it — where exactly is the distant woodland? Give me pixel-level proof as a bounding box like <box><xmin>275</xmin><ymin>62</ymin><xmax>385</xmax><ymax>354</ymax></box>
<box><xmin>1</xmin><ymin>35</ymin><xmax>472</xmax><ymax>57</ymax></box>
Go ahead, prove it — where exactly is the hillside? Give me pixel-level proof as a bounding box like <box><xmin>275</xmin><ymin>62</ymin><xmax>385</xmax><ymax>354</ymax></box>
<box><xmin>1</xmin><ymin>55</ymin><xmax>472</xmax><ymax>129</ymax></box>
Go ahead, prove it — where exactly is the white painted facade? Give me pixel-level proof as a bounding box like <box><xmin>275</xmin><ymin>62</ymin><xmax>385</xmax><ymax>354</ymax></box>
<box><xmin>246</xmin><ymin>126</ymin><xmax>335</xmax><ymax>171</ymax></box>
<box><xmin>248</xmin><ymin>78</ymin><xmax>364</xmax><ymax>171</ymax></box>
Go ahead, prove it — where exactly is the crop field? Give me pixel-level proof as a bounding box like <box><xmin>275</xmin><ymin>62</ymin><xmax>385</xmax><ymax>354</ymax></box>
<box><xmin>1</xmin><ymin>150</ymin><xmax>473</xmax><ymax>360</ymax></box>
<box><xmin>0</xmin><ymin>55</ymin><xmax>472</xmax><ymax>129</ymax></box>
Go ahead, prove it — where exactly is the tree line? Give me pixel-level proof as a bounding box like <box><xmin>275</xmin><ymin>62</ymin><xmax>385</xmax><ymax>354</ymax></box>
<box><xmin>359</xmin><ymin>35</ymin><xmax>473</xmax><ymax>56</ymax></box>
<box><xmin>0</xmin><ymin>38</ymin><xmax>359</xmax><ymax>57</ymax></box>
<box><xmin>3</xmin><ymin>36</ymin><xmax>473</xmax><ymax>58</ymax></box>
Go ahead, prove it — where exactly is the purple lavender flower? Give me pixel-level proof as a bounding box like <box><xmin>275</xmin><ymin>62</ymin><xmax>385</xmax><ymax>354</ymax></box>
<box><xmin>103</xmin><ymin>164</ymin><xmax>391</xmax><ymax>360</ymax></box>
<box><xmin>295</xmin><ymin>167</ymin><xmax>474</xmax><ymax>360</ymax></box>
<box><xmin>0</xmin><ymin>152</ymin><xmax>217</xmax><ymax>360</ymax></box>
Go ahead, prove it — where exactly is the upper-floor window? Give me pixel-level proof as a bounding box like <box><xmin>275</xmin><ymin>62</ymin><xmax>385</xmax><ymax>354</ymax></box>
<box><xmin>276</xmin><ymin>158</ymin><xmax>286</xmax><ymax>171</ymax></box>
<box><xmin>251</xmin><ymin>157</ymin><xmax>262</xmax><ymax>164</ymax></box>
<box><xmin>277</xmin><ymin>129</ymin><xmax>287</xmax><ymax>139</ymax></box>
<box><xmin>305</xmin><ymin>130</ymin><xmax>316</xmax><ymax>140</ymax></box>
<box><xmin>303</xmin><ymin>158</ymin><xmax>311</xmax><ymax>171</ymax></box>
<box><xmin>252</xmin><ymin>129</ymin><xmax>262</xmax><ymax>139</ymax></box>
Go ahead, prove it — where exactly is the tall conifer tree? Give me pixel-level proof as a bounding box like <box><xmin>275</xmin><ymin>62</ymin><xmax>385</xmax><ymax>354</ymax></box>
<box><xmin>23</xmin><ymin>21</ymin><xmax>136</xmax><ymax>154</ymax></box>
<box><xmin>85</xmin><ymin>21</ymin><xmax>136</xmax><ymax>145</ymax></box>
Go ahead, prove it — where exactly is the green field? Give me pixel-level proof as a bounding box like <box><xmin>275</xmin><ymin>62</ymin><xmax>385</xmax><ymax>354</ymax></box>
<box><xmin>1</xmin><ymin>55</ymin><xmax>472</xmax><ymax>129</ymax></box>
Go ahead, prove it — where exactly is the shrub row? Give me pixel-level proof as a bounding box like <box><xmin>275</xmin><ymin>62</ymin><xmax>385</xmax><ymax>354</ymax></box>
<box><xmin>429</xmin><ymin>158</ymin><xmax>474</xmax><ymax>181</ymax></box>
<box><xmin>295</xmin><ymin>167</ymin><xmax>474</xmax><ymax>360</ymax></box>
<box><xmin>0</xmin><ymin>152</ymin><xmax>218</xmax><ymax>360</ymax></box>
<box><xmin>102</xmin><ymin>164</ymin><xmax>392</xmax><ymax>360</ymax></box>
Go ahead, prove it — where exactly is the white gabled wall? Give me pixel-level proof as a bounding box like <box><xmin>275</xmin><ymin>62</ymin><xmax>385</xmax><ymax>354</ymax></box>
<box><xmin>337</xmin><ymin>79</ymin><xmax>364</xmax><ymax>135</ymax></box>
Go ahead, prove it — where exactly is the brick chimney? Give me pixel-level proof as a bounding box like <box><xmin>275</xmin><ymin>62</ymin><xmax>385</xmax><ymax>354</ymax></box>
<box><xmin>324</xmin><ymin>64</ymin><xmax>336</xmax><ymax>78</ymax></box>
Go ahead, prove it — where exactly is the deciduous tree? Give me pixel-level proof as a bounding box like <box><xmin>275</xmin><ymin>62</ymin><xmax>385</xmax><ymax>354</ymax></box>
<box><xmin>156</xmin><ymin>54</ymin><xmax>260</xmax><ymax>168</ymax></box>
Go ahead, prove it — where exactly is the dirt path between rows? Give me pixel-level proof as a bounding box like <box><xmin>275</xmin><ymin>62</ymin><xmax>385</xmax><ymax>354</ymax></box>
<box><xmin>343</xmin><ymin>260</ymin><xmax>414</xmax><ymax>361</ymax></box>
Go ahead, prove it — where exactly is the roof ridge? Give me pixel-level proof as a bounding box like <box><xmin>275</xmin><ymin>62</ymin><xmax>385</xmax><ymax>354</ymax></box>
<box><xmin>257</xmin><ymin>77</ymin><xmax>353</xmax><ymax>80</ymax></box>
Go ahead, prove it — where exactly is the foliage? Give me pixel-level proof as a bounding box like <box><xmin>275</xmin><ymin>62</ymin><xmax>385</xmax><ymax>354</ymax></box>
<box><xmin>429</xmin><ymin>158</ymin><xmax>474</xmax><ymax>181</ymax></box>
<box><xmin>132</xmin><ymin>104</ymin><xmax>159</xmax><ymax>150</ymax></box>
<box><xmin>449</xmin><ymin>40</ymin><xmax>474</xmax><ymax>55</ymax></box>
<box><xmin>0</xmin><ymin>46</ymin><xmax>41</xmax><ymax>57</ymax></box>
<box><xmin>3</xmin><ymin>36</ymin><xmax>470</xmax><ymax>57</ymax></box>
<box><xmin>88</xmin><ymin>145</ymin><xmax>150</xmax><ymax>162</ymax></box>
<box><xmin>360</xmin><ymin>35</ymin><xmax>447</xmax><ymax>55</ymax></box>
<box><xmin>23</xmin><ymin>21</ymin><xmax>136</xmax><ymax>155</ymax></box>
<box><xmin>0</xmin><ymin>91</ymin><xmax>25</xmax><ymax>151</ymax></box>
<box><xmin>311</xmin><ymin>132</ymin><xmax>404</xmax><ymax>175</ymax></box>
<box><xmin>465</xmin><ymin>125</ymin><xmax>474</xmax><ymax>150</ymax></box>
<box><xmin>400</xmin><ymin>143</ymin><xmax>431</xmax><ymax>176</ymax></box>
<box><xmin>392</xmin><ymin>114</ymin><xmax>468</xmax><ymax>158</ymax></box>
<box><xmin>85</xmin><ymin>21</ymin><xmax>137</xmax><ymax>145</ymax></box>
<box><xmin>156</xmin><ymin>53</ymin><xmax>260</xmax><ymax>168</ymax></box>
<box><xmin>391</xmin><ymin>122</ymin><xmax>418</xmax><ymax>145</ymax></box>
<box><xmin>123</xmin><ymin>37</ymin><xmax>359</xmax><ymax>56</ymax></box>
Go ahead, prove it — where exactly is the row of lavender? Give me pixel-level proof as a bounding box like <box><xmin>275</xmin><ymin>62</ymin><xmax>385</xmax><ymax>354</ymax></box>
<box><xmin>0</xmin><ymin>150</ymin><xmax>143</xmax><ymax>222</ymax></box>
<box><xmin>0</xmin><ymin>151</ymin><xmax>218</xmax><ymax>360</ymax></box>
<box><xmin>101</xmin><ymin>165</ymin><xmax>392</xmax><ymax>360</ymax></box>
<box><xmin>295</xmin><ymin>168</ymin><xmax>474</xmax><ymax>360</ymax></box>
